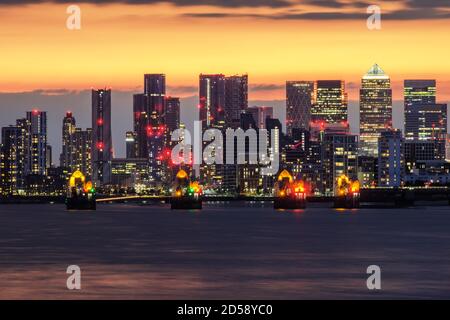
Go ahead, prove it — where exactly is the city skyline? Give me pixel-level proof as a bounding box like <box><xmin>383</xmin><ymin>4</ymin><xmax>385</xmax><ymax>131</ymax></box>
<box><xmin>0</xmin><ymin>70</ymin><xmax>449</xmax><ymax>160</ymax></box>
<box><xmin>1</xmin><ymin>67</ymin><xmax>448</xmax><ymax>194</ymax></box>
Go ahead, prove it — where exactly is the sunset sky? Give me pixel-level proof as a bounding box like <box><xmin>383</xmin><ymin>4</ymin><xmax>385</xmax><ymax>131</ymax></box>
<box><xmin>0</xmin><ymin>0</ymin><xmax>449</xmax><ymax>100</ymax></box>
<box><xmin>0</xmin><ymin>0</ymin><xmax>449</xmax><ymax>157</ymax></box>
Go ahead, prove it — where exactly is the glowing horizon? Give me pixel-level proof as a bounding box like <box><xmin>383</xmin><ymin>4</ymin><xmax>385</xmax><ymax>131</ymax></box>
<box><xmin>0</xmin><ymin>1</ymin><xmax>449</xmax><ymax>101</ymax></box>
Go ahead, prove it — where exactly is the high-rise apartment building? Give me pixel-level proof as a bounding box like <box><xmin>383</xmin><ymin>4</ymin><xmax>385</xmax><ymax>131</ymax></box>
<box><xmin>60</xmin><ymin>111</ymin><xmax>76</xmax><ymax>169</ymax></box>
<box><xmin>26</xmin><ymin>110</ymin><xmax>47</xmax><ymax>176</ymax></box>
<box><xmin>225</xmin><ymin>75</ymin><xmax>248</xmax><ymax>129</ymax></box>
<box><xmin>92</xmin><ymin>89</ymin><xmax>112</xmax><ymax>185</ymax></box>
<box><xmin>199</xmin><ymin>74</ymin><xmax>226</xmax><ymax>130</ymax></box>
<box><xmin>165</xmin><ymin>96</ymin><xmax>180</xmax><ymax>133</ymax></box>
<box><xmin>73</xmin><ymin>128</ymin><xmax>92</xmax><ymax>177</ymax></box>
<box><xmin>0</xmin><ymin>126</ymin><xmax>21</xmax><ymax>195</ymax></box>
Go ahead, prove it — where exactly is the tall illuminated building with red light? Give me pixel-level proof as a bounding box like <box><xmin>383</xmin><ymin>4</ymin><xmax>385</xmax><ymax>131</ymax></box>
<box><xmin>26</xmin><ymin>110</ymin><xmax>47</xmax><ymax>176</ymax></box>
<box><xmin>359</xmin><ymin>64</ymin><xmax>393</xmax><ymax>157</ymax></box>
<box><xmin>133</xmin><ymin>93</ymin><xmax>150</xmax><ymax>158</ymax></box>
<box><xmin>141</xmin><ymin>74</ymin><xmax>168</xmax><ymax>187</ymax></box>
<box><xmin>92</xmin><ymin>89</ymin><xmax>112</xmax><ymax>185</ymax></box>
<box><xmin>199</xmin><ymin>74</ymin><xmax>226</xmax><ymax>130</ymax></box>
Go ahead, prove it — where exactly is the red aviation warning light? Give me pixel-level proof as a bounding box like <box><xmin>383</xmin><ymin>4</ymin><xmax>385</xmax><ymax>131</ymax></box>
<box><xmin>96</xmin><ymin>142</ymin><xmax>104</xmax><ymax>150</ymax></box>
<box><xmin>97</xmin><ymin>118</ymin><xmax>104</xmax><ymax>126</ymax></box>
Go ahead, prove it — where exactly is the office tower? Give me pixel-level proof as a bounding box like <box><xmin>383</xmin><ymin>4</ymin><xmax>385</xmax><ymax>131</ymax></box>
<box><xmin>165</xmin><ymin>97</ymin><xmax>180</xmax><ymax>133</ymax></box>
<box><xmin>92</xmin><ymin>89</ymin><xmax>112</xmax><ymax>185</ymax></box>
<box><xmin>321</xmin><ymin>133</ymin><xmax>358</xmax><ymax>196</ymax></box>
<box><xmin>73</xmin><ymin>128</ymin><xmax>92</xmax><ymax>177</ymax></box>
<box><xmin>199</xmin><ymin>74</ymin><xmax>226</xmax><ymax>129</ymax></box>
<box><xmin>246</xmin><ymin>106</ymin><xmax>273</xmax><ymax>129</ymax></box>
<box><xmin>144</xmin><ymin>73</ymin><xmax>166</xmax><ymax>127</ymax></box>
<box><xmin>404</xmin><ymin>140</ymin><xmax>444</xmax><ymax>174</ymax></box>
<box><xmin>225</xmin><ymin>74</ymin><xmax>248</xmax><ymax>129</ymax></box>
<box><xmin>26</xmin><ymin>110</ymin><xmax>47</xmax><ymax>176</ymax></box>
<box><xmin>144</xmin><ymin>74</ymin><xmax>166</xmax><ymax>116</ymax></box>
<box><xmin>359</xmin><ymin>64</ymin><xmax>393</xmax><ymax>156</ymax></box>
<box><xmin>60</xmin><ymin>111</ymin><xmax>76</xmax><ymax>168</ymax></box>
<box><xmin>133</xmin><ymin>74</ymin><xmax>167</xmax><ymax>158</ymax></box>
<box><xmin>15</xmin><ymin>118</ymin><xmax>29</xmax><ymax>192</ymax></box>
<box><xmin>140</xmin><ymin>74</ymin><xmax>168</xmax><ymax>188</ymax></box>
<box><xmin>405</xmin><ymin>103</ymin><xmax>447</xmax><ymax>141</ymax></box>
<box><xmin>378</xmin><ymin>129</ymin><xmax>403</xmax><ymax>187</ymax></box>
<box><xmin>286</xmin><ymin>81</ymin><xmax>314</xmax><ymax>136</ymax></box>
<box><xmin>311</xmin><ymin>80</ymin><xmax>348</xmax><ymax>124</ymax></box>
<box><xmin>0</xmin><ymin>126</ymin><xmax>21</xmax><ymax>195</ymax></box>
<box><xmin>125</xmin><ymin>131</ymin><xmax>136</xmax><ymax>159</ymax></box>
<box><xmin>133</xmin><ymin>93</ymin><xmax>149</xmax><ymax>158</ymax></box>
<box><xmin>404</xmin><ymin>80</ymin><xmax>436</xmax><ymax>140</ymax></box>
<box><xmin>46</xmin><ymin>145</ymin><xmax>52</xmax><ymax>168</ymax></box>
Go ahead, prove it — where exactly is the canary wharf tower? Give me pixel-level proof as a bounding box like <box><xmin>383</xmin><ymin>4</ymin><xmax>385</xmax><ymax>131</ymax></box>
<box><xmin>359</xmin><ymin>64</ymin><xmax>393</xmax><ymax>156</ymax></box>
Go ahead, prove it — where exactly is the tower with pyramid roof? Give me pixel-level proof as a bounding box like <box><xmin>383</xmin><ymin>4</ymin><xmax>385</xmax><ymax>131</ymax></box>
<box><xmin>359</xmin><ymin>64</ymin><xmax>393</xmax><ymax>158</ymax></box>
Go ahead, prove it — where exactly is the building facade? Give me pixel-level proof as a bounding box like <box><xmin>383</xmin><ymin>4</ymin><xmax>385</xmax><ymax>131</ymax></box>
<box><xmin>225</xmin><ymin>74</ymin><xmax>248</xmax><ymax>129</ymax></box>
<box><xmin>378</xmin><ymin>129</ymin><xmax>403</xmax><ymax>187</ymax></box>
<box><xmin>359</xmin><ymin>64</ymin><xmax>392</xmax><ymax>156</ymax></box>
<box><xmin>92</xmin><ymin>89</ymin><xmax>112</xmax><ymax>185</ymax></box>
<box><xmin>60</xmin><ymin>111</ymin><xmax>76</xmax><ymax>169</ymax></box>
<box><xmin>311</xmin><ymin>80</ymin><xmax>348</xmax><ymax>125</ymax></box>
<box><xmin>404</xmin><ymin>79</ymin><xmax>436</xmax><ymax>140</ymax></box>
<box><xmin>286</xmin><ymin>81</ymin><xmax>314</xmax><ymax>136</ymax></box>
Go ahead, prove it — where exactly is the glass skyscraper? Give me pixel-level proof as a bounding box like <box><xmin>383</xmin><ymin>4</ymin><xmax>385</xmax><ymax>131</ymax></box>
<box><xmin>311</xmin><ymin>80</ymin><xmax>348</xmax><ymax>125</ymax></box>
<box><xmin>359</xmin><ymin>64</ymin><xmax>393</xmax><ymax>156</ymax></box>
<box><xmin>286</xmin><ymin>81</ymin><xmax>314</xmax><ymax>136</ymax></box>
<box><xmin>92</xmin><ymin>89</ymin><xmax>112</xmax><ymax>185</ymax></box>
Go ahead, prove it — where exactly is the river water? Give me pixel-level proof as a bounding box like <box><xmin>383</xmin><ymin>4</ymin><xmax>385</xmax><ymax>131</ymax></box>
<box><xmin>0</xmin><ymin>202</ymin><xmax>449</xmax><ymax>299</ymax></box>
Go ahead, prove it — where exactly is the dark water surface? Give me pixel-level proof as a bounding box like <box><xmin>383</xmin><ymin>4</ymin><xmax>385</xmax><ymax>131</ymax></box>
<box><xmin>0</xmin><ymin>203</ymin><xmax>449</xmax><ymax>299</ymax></box>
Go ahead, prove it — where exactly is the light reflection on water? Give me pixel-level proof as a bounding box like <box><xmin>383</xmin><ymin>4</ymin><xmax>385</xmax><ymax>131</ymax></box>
<box><xmin>0</xmin><ymin>203</ymin><xmax>450</xmax><ymax>299</ymax></box>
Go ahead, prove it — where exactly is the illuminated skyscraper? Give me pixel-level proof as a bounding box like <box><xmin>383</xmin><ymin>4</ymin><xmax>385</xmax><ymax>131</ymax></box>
<box><xmin>404</xmin><ymin>80</ymin><xmax>437</xmax><ymax>140</ymax></box>
<box><xmin>125</xmin><ymin>131</ymin><xmax>136</xmax><ymax>159</ymax></box>
<box><xmin>73</xmin><ymin>128</ymin><xmax>92</xmax><ymax>176</ymax></box>
<box><xmin>311</xmin><ymin>80</ymin><xmax>348</xmax><ymax>124</ymax></box>
<box><xmin>60</xmin><ymin>111</ymin><xmax>76</xmax><ymax>169</ymax></box>
<box><xmin>92</xmin><ymin>89</ymin><xmax>112</xmax><ymax>185</ymax></box>
<box><xmin>408</xmin><ymin>103</ymin><xmax>447</xmax><ymax>141</ymax></box>
<box><xmin>359</xmin><ymin>64</ymin><xmax>393</xmax><ymax>156</ymax></box>
<box><xmin>133</xmin><ymin>93</ymin><xmax>149</xmax><ymax>158</ymax></box>
<box><xmin>286</xmin><ymin>81</ymin><xmax>314</xmax><ymax>136</ymax></box>
<box><xmin>0</xmin><ymin>126</ymin><xmax>21</xmax><ymax>195</ymax></box>
<box><xmin>321</xmin><ymin>132</ymin><xmax>358</xmax><ymax>196</ymax></box>
<box><xmin>199</xmin><ymin>74</ymin><xmax>226</xmax><ymax>130</ymax></box>
<box><xmin>26</xmin><ymin>110</ymin><xmax>47</xmax><ymax>176</ymax></box>
<box><xmin>378</xmin><ymin>129</ymin><xmax>403</xmax><ymax>187</ymax></box>
<box><xmin>225</xmin><ymin>74</ymin><xmax>248</xmax><ymax>129</ymax></box>
<box><xmin>165</xmin><ymin>96</ymin><xmax>180</xmax><ymax>133</ymax></box>
<box><xmin>145</xmin><ymin>74</ymin><xmax>167</xmax><ymax>188</ymax></box>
